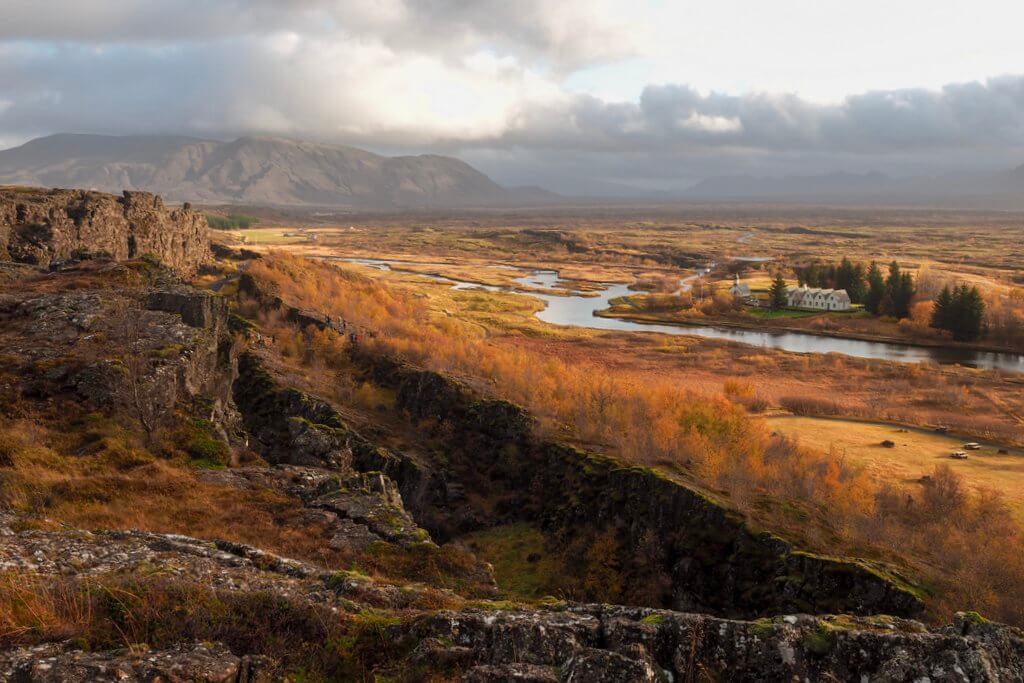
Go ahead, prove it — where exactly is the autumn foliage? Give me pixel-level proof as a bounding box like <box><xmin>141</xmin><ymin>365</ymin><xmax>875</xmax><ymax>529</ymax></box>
<box><xmin>245</xmin><ymin>253</ymin><xmax>1024</xmax><ymax>624</ymax></box>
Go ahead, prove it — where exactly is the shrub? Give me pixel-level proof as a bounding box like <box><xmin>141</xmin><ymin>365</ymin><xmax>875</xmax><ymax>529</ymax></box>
<box><xmin>779</xmin><ymin>395</ymin><xmax>845</xmax><ymax>416</ymax></box>
<box><xmin>182</xmin><ymin>419</ymin><xmax>230</xmax><ymax>467</ymax></box>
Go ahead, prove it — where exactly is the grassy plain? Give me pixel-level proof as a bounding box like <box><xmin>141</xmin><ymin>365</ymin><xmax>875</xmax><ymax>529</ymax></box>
<box><xmin>766</xmin><ymin>415</ymin><xmax>1024</xmax><ymax>520</ymax></box>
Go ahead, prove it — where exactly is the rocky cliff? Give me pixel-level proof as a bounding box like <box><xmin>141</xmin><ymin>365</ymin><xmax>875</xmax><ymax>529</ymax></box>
<box><xmin>2</xmin><ymin>511</ymin><xmax>1022</xmax><ymax>681</ymax></box>
<box><xmin>0</xmin><ymin>186</ymin><xmax>209</xmax><ymax>274</ymax></box>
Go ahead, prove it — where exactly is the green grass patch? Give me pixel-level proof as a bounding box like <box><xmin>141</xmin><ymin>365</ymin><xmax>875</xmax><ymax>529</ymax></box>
<box><xmin>746</xmin><ymin>308</ymin><xmax>820</xmax><ymax>320</ymax></box>
<box><xmin>205</xmin><ymin>213</ymin><xmax>260</xmax><ymax>230</ymax></box>
<box><xmin>458</xmin><ymin>523</ymin><xmax>562</xmax><ymax>598</ymax></box>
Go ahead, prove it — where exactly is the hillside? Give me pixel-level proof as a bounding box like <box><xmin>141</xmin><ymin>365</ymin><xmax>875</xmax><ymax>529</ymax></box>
<box><xmin>0</xmin><ymin>134</ymin><xmax>552</xmax><ymax>209</ymax></box>
<box><xmin>1</xmin><ymin>187</ymin><xmax>1023</xmax><ymax>679</ymax></box>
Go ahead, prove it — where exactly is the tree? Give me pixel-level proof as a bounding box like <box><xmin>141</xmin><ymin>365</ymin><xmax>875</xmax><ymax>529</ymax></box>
<box><xmin>931</xmin><ymin>285</ymin><xmax>953</xmax><ymax>332</ymax></box>
<box><xmin>882</xmin><ymin>261</ymin><xmax>915</xmax><ymax>319</ymax></box>
<box><xmin>865</xmin><ymin>261</ymin><xmax>885</xmax><ymax>314</ymax></box>
<box><xmin>963</xmin><ymin>285</ymin><xmax>985</xmax><ymax>342</ymax></box>
<box><xmin>847</xmin><ymin>262</ymin><xmax>867</xmax><ymax>304</ymax></box>
<box><xmin>769</xmin><ymin>273</ymin><xmax>788</xmax><ymax>310</ymax></box>
<box><xmin>930</xmin><ymin>283</ymin><xmax>985</xmax><ymax>341</ymax></box>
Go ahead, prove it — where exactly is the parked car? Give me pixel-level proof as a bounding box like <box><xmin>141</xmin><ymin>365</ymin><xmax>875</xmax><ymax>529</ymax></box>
<box><xmin>963</xmin><ymin>442</ymin><xmax>981</xmax><ymax>450</ymax></box>
<box><xmin>950</xmin><ymin>451</ymin><xmax>969</xmax><ymax>459</ymax></box>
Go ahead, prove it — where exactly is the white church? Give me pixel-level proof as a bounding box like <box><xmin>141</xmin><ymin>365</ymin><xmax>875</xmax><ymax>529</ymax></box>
<box><xmin>786</xmin><ymin>285</ymin><xmax>852</xmax><ymax>311</ymax></box>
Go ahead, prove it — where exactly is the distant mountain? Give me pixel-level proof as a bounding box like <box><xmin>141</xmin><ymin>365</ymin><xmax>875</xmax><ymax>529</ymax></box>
<box><xmin>0</xmin><ymin>133</ymin><xmax>558</xmax><ymax>208</ymax></box>
<box><xmin>683</xmin><ymin>168</ymin><xmax>1024</xmax><ymax>208</ymax></box>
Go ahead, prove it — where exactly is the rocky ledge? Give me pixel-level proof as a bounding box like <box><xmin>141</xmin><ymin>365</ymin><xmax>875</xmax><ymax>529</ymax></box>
<box><xmin>1</xmin><ymin>516</ymin><xmax>1021</xmax><ymax>681</ymax></box>
<box><xmin>0</xmin><ymin>642</ymin><xmax>272</xmax><ymax>683</ymax></box>
<box><xmin>0</xmin><ymin>186</ymin><xmax>209</xmax><ymax>275</ymax></box>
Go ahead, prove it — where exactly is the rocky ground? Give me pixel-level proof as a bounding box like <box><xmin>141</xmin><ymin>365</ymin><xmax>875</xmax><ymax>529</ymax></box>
<box><xmin>2</xmin><ymin>511</ymin><xmax>1022</xmax><ymax>680</ymax></box>
<box><xmin>1</xmin><ymin>210</ymin><xmax>1023</xmax><ymax>680</ymax></box>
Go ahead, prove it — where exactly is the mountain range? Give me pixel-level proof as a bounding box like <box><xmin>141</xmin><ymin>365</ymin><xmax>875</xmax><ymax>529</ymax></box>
<box><xmin>1</xmin><ymin>133</ymin><xmax>1023</xmax><ymax>209</ymax></box>
<box><xmin>0</xmin><ymin>133</ymin><xmax>555</xmax><ymax>209</ymax></box>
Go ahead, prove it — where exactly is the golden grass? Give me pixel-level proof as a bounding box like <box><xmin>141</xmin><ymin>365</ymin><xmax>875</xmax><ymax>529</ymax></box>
<box><xmin>766</xmin><ymin>415</ymin><xmax>1024</xmax><ymax>520</ymax></box>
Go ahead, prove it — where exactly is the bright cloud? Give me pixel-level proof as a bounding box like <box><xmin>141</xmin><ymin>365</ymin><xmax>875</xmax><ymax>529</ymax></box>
<box><xmin>2</xmin><ymin>0</ymin><xmax>1024</xmax><ymax>191</ymax></box>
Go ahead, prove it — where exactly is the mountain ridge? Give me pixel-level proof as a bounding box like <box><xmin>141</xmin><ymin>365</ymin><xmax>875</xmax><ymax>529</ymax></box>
<box><xmin>0</xmin><ymin>133</ymin><xmax>555</xmax><ymax>209</ymax></box>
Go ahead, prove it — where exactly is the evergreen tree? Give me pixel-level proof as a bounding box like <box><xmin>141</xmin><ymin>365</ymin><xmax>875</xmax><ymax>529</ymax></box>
<box><xmin>930</xmin><ymin>283</ymin><xmax>985</xmax><ymax>341</ymax></box>
<box><xmin>769</xmin><ymin>273</ymin><xmax>788</xmax><ymax>310</ymax></box>
<box><xmin>957</xmin><ymin>285</ymin><xmax>985</xmax><ymax>342</ymax></box>
<box><xmin>896</xmin><ymin>272</ymin><xmax>916</xmax><ymax>319</ymax></box>
<box><xmin>865</xmin><ymin>261</ymin><xmax>885</xmax><ymax>314</ymax></box>
<box><xmin>847</xmin><ymin>262</ymin><xmax>867</xmax><ymax>304</ymax></box>
<box><xmin>882</xmin><ymin>261</ymin><xmax>915</xmax><ymax>319</ymax></box>
<box><xmin>931</xmin><ymin>285</ymin><xmax>953</xmax><ymax>331</ymax></box>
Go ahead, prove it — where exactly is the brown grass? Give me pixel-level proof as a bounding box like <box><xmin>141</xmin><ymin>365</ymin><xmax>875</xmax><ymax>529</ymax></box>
<box><xmin>0</xmin><ymin>573</ymin><xmax>414</xmax><ymax>680</ymax></box>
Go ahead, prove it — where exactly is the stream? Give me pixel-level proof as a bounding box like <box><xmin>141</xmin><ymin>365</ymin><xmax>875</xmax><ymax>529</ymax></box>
<box><xmin>334</xmin><ymin>257</ymin><xmax>1024</xmax><ymax>373</ymax></box>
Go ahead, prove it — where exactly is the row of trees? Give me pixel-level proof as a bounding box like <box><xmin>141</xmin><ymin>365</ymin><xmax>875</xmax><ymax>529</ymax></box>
<box><xmin>868</xmin><ymin>261</ymin><xmax>916</xmax><ymax>319</ymax></box>
<box><xmin>792</xmin><ymin>259</ymin><xmax>916</xmax><ymax>319</ymax></box>
<box><xmin>932</xmin><ymin>284</ymin><xmax>986</xmax><ymax>341</ymax></box>
<box><xmin>795</xmin><ymin>258</ymin><xmax>992</xmax><ymax>342</ymax></box>
<box><xmin>796</xmin><ymin>257</ymin><xmax>868</xmax><ymax>303</ymax></box>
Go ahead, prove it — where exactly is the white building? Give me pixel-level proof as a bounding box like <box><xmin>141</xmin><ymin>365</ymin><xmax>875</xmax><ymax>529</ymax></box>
<box><xmin>728</xmin><ymin>274</ymin><xmax>751</xmax><ymax>299</ymax></box>
<box><xmin>786</xmin><ymin>285</ymin><xmax>852</xmax><ymax>311</ymax></box>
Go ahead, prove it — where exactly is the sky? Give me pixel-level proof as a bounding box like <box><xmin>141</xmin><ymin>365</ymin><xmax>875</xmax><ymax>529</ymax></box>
<box><xmin>2</xmin><ymin>0</ymin><xmax>1024</xmax><ymax>192</ymax></box>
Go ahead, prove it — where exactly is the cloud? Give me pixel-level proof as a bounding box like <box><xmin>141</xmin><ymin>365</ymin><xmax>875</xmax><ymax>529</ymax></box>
<box><xmin>0</xmin><ymin>0</ymin><xmax>640</xmax><ymax>68</ymax></box>
<box><xmin>1</xmin><ymin>1</ymin><xmax>1024</xmax><ymax>190</ymax></box>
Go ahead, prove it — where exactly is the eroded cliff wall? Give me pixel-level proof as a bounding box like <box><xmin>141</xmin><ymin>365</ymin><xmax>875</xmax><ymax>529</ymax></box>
<box><xmin>0</xmin><ymin>186</ymin><xmax>210</xmax><ymax>275</ymax></box>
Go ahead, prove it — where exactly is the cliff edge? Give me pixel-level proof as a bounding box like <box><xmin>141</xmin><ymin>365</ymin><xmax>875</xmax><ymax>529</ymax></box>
<box><xmin>0</xmin><ymin>186</ymin><xmax>209</xmax><ymax>275</ymax></box>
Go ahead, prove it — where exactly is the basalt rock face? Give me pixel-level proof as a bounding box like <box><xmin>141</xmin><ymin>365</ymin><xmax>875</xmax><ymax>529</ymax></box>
<box><xmin>0</xmin><ymin>258</ymin><xmax>240</xmax><ymax>448</ymax></box>
<box><xmin>0</xmin><ymin>642</ymin><xmax>274</xmax><ymax>683</ymax></box>
<box><xmin>409</xmin><ymin>606</ymin><xmax>1024</xmax><ymax>682</ymax></box>
<box><xmin>366</xmin><ymin>357</ymin><xmax>925</xmax><ymax>620</ymax></box>
<box><xmin>4</xmin><ymin>514</ymin><xmax>1019</xmax><ymax>682</ymax></box>
<box><xmin>232</xmin><ymin>351</ymin><xmax>457</xmax><ymax>536</ymax></box>
<box><xmin>0</xmin><ymin>186</ymin><xmax>210</xmax><ymax>275</ymax></box>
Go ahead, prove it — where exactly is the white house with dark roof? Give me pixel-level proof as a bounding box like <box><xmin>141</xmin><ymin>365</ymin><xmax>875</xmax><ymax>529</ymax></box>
<box><xmin>787</xmin><ymin>285</ymin><xmax>851</xmax><ymax>311</ymax></box>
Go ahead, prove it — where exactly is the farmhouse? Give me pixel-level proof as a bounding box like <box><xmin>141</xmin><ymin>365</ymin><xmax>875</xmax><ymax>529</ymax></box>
<box><xmin>787</xmin><ymin>285</ymin><xmax>852</xmax><ymax>311</ymax></box>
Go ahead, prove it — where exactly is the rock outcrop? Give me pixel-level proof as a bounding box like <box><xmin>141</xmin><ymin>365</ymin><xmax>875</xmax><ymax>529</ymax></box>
<box><xmin>2</xmin><ymin>516</ymin><xmax>1021</xmax><ymax>681</ymax></box>
<box><xmin>0</xmin><ymin>186</ymin><xmax>209</xmax><ymax>275</ymax></box>
<box><xmin>0</xmin><ymin>257</ymin><xmax>240</xmax><ymax>452</ymax></box>
<box><xmin>0</xmin><ymin>642</ymin><xmax>273</xmax><ymax>683</ymax></box>
<box><xmin>410</xmin><ymin>605</ymin><xmax>1024</xmax><ymax>682</ymax></box>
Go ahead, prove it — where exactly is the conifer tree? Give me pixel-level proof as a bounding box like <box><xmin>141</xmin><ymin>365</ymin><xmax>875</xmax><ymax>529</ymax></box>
<box><xmin>931</xmin><ymin>285</ymin><xmax>952</xmax><ymax>331</ymax></box>
<box><xmin>865</xmin><ymin>261</ymin><xmax>885</xmax><ymax>314</ymax></box>
<box><xmin>769</xmin><ymin>273</ymin><xmax>788</xmax><ymax>310</ymax></box>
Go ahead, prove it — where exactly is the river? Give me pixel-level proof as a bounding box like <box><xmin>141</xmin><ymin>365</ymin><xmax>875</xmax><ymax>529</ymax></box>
<box><xmin>334</xmin><ymin>257</ymin><xmax>1024</xmax><ymax>373</ymax></box>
